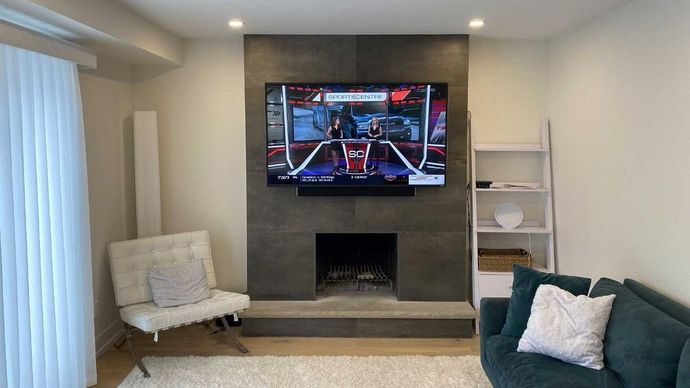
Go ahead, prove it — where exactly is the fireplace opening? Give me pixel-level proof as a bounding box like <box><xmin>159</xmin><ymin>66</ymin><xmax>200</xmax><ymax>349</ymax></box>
<box><xmin>315</xmin><ymin>233</ymin><xmax>397</xmax><ymax>297</ymax></box>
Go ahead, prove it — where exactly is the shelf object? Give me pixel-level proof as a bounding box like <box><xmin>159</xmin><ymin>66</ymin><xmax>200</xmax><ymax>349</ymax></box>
<box><xmin>473</xmin><ymin>128</ymin><xmax>552</xmax><ymax>153</ymax></box>
<box><xmin>476</xmin><ymin>188</ymin><xmax>549</xmax><ymax>193</ymax></box>
<box><xmin>477</xmin><ymin>225</ymin><xmax>551</xmax><ymax>234</ymax></box>
<box><xmin>474</xmin><ymin>144</ymin><xmax>549</xmax><ymax>152</ymax></box>
<box><xmin>469</xmin><ymin>119</ymin><xmax>556</xmax><ymax>332</ymax></box>
<box><xmin>475</xmin><ymin>219</ymin><xmax>550</xmax><ymax>234</ymax></box>
<box><xmin>478</xmin><ymin>262</ymin><xmax>548</xmax><ymax>276</ymax></box>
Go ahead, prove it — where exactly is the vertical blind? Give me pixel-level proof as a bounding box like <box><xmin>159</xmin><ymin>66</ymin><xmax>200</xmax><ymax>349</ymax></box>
<box><xmin>0</xmin><ymin>43</ymin><xmax>96</xmax><ymax>387</ymax></box>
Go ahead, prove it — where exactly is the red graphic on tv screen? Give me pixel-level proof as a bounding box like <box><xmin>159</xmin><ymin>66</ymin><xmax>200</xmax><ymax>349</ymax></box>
<box><xmin>342</xmin><ymin>141</ymin><xmax>370</xmax><ymax>173</ymax></box>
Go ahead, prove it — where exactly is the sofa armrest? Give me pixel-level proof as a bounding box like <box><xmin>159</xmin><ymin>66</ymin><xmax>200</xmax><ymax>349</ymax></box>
<box><xmin>480</xmin><ymin>297</ymin><xmax>511</xmax><ymax>364</ymax></box>
<box><xmin>678</xmin><ymin>339</ymin><xmax>690</xmax><ymax>388</ymax></box>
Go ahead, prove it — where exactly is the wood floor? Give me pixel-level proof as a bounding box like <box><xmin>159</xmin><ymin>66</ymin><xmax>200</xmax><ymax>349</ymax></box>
<box><xmin>95</xmin><ymin>324</ymin><xmax>480</xmax><ymax>387</ymax></box>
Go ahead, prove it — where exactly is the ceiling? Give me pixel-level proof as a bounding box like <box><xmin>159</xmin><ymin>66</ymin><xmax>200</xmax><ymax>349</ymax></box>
<box><xmin>116</xmin><ymin>0</ymin><xmax>631</xmax><ymax>40</ymax></box>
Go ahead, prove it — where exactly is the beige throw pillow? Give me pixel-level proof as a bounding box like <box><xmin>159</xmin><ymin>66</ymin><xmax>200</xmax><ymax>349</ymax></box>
<box><xmin>148</xmin><ymin>260</ymin><xmax>211</xmax><ymax>308</ymax></box>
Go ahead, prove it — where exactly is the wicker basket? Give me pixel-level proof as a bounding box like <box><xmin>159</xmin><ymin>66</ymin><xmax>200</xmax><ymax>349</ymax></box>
<box><xmin>478</xmin><ymin>248</ymin><xmax>531</xmax><ymax>272</ymax></box>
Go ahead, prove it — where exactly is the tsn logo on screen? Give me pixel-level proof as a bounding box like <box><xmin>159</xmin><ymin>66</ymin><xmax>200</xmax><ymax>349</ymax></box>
<box><xmin>347</xmin><ymin>150</ymin><xmax>366</xmax><ymax>158</ymax></box>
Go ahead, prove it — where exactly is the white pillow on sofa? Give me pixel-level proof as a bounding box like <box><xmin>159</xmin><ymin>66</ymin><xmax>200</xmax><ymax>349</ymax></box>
<box><xmin>518</xmin><ymin>284</ymin><xmax>615</xmax><ymax>370</ymax></box>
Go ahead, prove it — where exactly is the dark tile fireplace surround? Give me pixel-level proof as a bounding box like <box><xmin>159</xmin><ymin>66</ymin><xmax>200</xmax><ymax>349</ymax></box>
<box><xmin>242</xmin><ymin>35</ymin><xmax>471</xmax><ymax>337</ymax></box>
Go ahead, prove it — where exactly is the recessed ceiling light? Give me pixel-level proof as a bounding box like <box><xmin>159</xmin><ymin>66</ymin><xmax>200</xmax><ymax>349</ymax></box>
<box><xmin>468</xmin><ymin>19</ymin><xmax>485</xmax><ymax>29</ymax></box>
<box><xmin>228</xmin><ymin>19</ymin><xmax>244</xmax><ymax>29</ymax></box>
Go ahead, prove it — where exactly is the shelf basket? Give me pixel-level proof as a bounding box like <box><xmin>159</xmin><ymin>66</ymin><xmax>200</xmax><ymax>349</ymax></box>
<box><xmin>478</xmin><ymin>248</ymin><xmax>531</xmax><ymax>272</ymax></box>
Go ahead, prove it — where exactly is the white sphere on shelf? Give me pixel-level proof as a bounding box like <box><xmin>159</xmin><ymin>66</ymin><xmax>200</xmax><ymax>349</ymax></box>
<box><xmin>495</xmin><ymin>202</ymin><xmax>523</xmax><ymax>229</ymax></box>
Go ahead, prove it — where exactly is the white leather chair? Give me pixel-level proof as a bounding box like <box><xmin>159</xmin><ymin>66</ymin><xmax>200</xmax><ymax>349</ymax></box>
<box><xmin>108</xmin><ymin>230</ymin><xmax>250</xmax><ymax>377</ymax></box>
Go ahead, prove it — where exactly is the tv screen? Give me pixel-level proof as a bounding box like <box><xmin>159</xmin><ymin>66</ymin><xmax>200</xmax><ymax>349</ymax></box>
<box><xmin>265</xmin><ymin>83</ymin><xmax>448</xmax><ymax>187</ymax></box>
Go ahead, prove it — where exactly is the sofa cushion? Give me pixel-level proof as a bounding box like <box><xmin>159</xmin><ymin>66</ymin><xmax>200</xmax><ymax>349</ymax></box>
<box><xmin>485</xmin><ymin>335</ymin><xmax>623</xmax><ymax>388</ymax></box>
<box><xmin>501</xmin><ymin>265</ymin><xmax>592</xmax><ymax>337</ymax></box>
<box><xmin>678</xmin><ymin>340</ymin><xmax>690</xmax><ymax>388</ymax></box>
<box><xmin>623</xmin><ymin>279</ymin><xmax>690</xmax><ymax>326</ymax></box>
<box><xmin>480</xmin><ymin>297</ymin><xmax>511</xmax><ymax>368</ymax></box>
<box><xmin>590</xmin><ymin>278</ymin><xmax>690</xmax><ymax>388</ymax></box>
<box><xmin>120</xmin><ymin>289</ymin><xmax>250</xmax><ymax>332</ymax></box>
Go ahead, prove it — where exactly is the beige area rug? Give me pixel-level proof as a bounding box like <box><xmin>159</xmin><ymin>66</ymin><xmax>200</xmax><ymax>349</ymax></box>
<box><xmin>119</xmin><ymin>355</ymin><xmax>491</xmax><ymax>387</ymax></box>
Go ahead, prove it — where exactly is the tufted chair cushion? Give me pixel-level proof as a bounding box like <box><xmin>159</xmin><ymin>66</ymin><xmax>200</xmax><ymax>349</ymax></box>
<box><xmin>109</xmin><ymin>231</ymin><xmax>217</xmax><ymax>307</ymax></box>
<box><xmin>119</xmin><ymin>289</ymin><xmax>250</xmax><ymax>332</ymax></box>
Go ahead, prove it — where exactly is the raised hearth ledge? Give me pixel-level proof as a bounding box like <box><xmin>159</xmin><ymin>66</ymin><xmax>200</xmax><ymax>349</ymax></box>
<box><xmin>239</xmin><ymin>294</ymin><xmax>476</xmax><ymax>320</ymax></box>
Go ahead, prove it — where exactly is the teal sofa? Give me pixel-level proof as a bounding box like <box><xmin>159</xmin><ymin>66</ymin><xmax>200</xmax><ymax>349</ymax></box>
<box><xmin>480</xmin><ymin>278</ymin><xmax>690</xmax><ymax>388</ymax></box>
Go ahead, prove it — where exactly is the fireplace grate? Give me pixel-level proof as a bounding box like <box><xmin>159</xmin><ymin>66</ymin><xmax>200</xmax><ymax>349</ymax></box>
<box><xmin>320</xmin><ymin>264</ymin><xmax>393</xmax><ymax>290</ymax></box>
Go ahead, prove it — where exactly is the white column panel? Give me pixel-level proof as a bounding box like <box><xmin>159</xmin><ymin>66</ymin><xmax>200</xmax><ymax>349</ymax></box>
<box><xmin>133</xmin><ymin>111</ymin><xmax>161</xmax><ymax>238</ymax></box>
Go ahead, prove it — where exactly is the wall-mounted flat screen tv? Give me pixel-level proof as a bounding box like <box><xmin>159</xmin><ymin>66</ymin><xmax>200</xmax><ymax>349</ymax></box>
<box><xmin>265</xmin><ymin>83</ymin><xmax>448</xmax><ymax>187</ymax></box>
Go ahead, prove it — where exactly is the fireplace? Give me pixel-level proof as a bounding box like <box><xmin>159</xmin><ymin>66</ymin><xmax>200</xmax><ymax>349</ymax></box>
<box><xmin>315</xmin><ymin>233</ymin><xmax>397</xmax><ymax>297</ymax></box>
<box><xmin>241</xmin><ymin>35</ymin><xmax>472</xmax><ymax>338</ymax></box>
<box><xmin>243</xmin><ymin>231</ymin><xmax>474</xmax><ymax>338</ymax></box>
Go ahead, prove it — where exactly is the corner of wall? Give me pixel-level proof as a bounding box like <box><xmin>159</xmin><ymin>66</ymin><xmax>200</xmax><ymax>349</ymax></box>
<box><xmin>79</xmin><ymin>55</ymin><xmax>135</xmax><ymax>84</ymax></box>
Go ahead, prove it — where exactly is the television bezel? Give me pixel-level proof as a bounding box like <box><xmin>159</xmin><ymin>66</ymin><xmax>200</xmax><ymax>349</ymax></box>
<box><xmin>264</xmin><ymin>82</ymin><xmax>450</xmax><ymax>188</ymax></box>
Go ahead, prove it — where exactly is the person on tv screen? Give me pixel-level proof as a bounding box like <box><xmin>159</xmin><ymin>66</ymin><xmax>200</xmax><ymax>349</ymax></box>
<box><xmin>367</xmin><ymin>117</ymin><xmax>384</xmax><ymax>166</ymax></box>
<box><xmin>326</xmin><ymin>115</ymin><xmax>343</xmax><ymax>167</ymax></box>
<box><xmin>340</xmin><ymin>106</ymin><xmax>358</xmax><ymax>139</ymax></box>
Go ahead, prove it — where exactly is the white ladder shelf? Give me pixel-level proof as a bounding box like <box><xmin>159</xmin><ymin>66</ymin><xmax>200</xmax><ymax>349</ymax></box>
<box><xmin>469</xmin><ymin>119</ymin><xmax>556</xmax><ymax>331</ymax></box>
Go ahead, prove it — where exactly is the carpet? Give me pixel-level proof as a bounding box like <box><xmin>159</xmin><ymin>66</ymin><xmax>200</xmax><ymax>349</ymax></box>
<box><xmin>119</xmin><ymin>355</ymin><xmax>491</xmax><ymax>387</ymax></box>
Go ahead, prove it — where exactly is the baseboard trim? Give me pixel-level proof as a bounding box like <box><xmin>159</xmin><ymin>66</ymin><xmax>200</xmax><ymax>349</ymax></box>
<box><xmin>96</xmin><ymin>320</ymin><xmax>123</xmax><ymax>357</ymax></box>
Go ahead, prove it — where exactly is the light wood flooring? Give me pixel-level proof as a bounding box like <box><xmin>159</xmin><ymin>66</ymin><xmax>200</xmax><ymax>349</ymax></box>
<box><xmin>95</xmin><ymin>324</ymin><xmax>480</xmax><ymax>387</ymax></box>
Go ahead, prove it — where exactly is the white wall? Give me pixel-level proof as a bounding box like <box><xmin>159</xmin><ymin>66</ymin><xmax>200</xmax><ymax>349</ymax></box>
<box><xmin>133</xmin><ymin>38</ymin><xmax>247</xmax><ymax>292</ymax></box>
<box><xmin>548</xmin><ymin>0</ymin><xmax>690</xmax><ymax>305</ymax></box>
<box><xmin>468</xmin><ymin>36</ymin><xmax>551</xmax><ymax>265</ymax></box>
<box><xmin>80</xmin><ymin>1</ymin><xmax>689</xmax><ymax>338</ymax></box>
<box><xmin>469</xmin><ymin>36</ymin><xmax>548</xmax><ymax>144</ymax></box>
<box><xmin>80</xmin><ymin>39</ymin><xmax>246</xmax><ymax>354</ymax></box>
<box><xmin>469</xmin><ymin>1</ymin><xmax>690</xmax><ymax>306</ymax></box>
<box><xmin>80</xmin><ymin>58</ymin><xmax>137</xmax><ymax>353</ymax></box>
